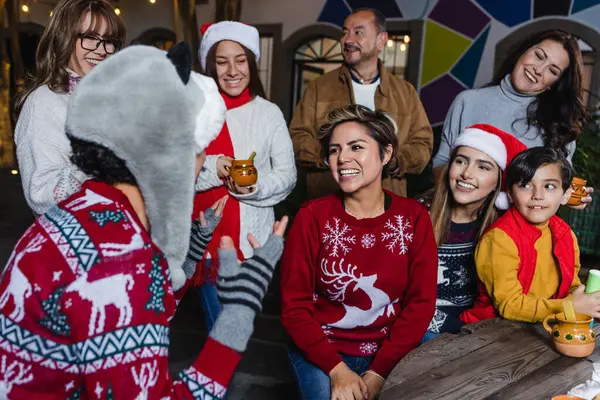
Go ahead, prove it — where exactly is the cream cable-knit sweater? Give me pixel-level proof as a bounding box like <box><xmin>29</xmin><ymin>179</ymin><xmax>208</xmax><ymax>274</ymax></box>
<box><xmin>196</xmin><ymin>96</ymin><xmax>297</xmax><ymax>258</ymax></box>
<box><xmin>15</xmin><ymin>85</ymin><xmax>88</xmax><ymax>215</ymax></box>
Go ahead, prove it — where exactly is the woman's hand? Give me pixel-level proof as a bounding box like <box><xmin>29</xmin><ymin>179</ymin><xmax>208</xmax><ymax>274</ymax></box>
<box><xmin>362</xmin><ymin>371</ymin><xmax>385</xmax><ymax>400</ymax></box>
<box><xmin>225</xmin><ymin>176</ymin><xmax>254</xmax><ymax>195</ymax></box>
<box><xmin>216</xmin><ymin>156</ymin><xmax>234</xmax><ymax>179</ymax></box>
<box><xmin>329</xmin><ymin>362</ymin><xmax>368</xmax><ymax>400</ymax></box>
<box><xmin>568</xmin><ymin>186</ymin><xmax>594</xmax><ymax>210</ymax></box>
<box><xmin>572</xmin><ymin>285</ymin><xmax>600</xmax><ymax>318</ymax></box>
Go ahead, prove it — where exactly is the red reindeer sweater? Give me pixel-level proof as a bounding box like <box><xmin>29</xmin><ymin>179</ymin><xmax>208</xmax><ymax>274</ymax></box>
<box><xmin>281</xmin><ymin>191</ymin><xmax>437</xmax><ymax>378</ymax></box>
<box><xmin>0</xmin><ymin>181</ymin><xmax>240</xmax><ymax>399</ymax></box>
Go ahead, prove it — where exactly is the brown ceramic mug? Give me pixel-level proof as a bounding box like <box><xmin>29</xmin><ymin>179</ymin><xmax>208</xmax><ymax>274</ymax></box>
<box><xmin>225</xmin><ymin>159</ymin><xmax>258</xmax><ymax>187</ymax></box>
<box><xmin>568</xmin><ymin>177</ymin><xmax>588</xmax><ymax>206</ymax></box>
<box><xmin>543</xmin><ymin>312</ymin><xmax>596</xmax><ymax>357</ymax></box>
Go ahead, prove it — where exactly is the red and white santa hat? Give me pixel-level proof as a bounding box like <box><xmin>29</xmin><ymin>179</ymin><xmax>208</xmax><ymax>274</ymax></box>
<box><xmin>453</xmin><ymin>124</ymin><xmax>527</xmax><ymax>210</ymax></box>
<box><xmin>199</xmin><ymin>21</ymin><xmax>260</xmax><ymax>70</ymax></box>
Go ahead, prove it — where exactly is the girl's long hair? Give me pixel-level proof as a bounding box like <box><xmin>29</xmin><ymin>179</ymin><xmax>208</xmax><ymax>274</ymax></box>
<box><xmin>491</xmin><ymin>29</ymin><xmax>587</xmax><ymax>157</ymax></box>
<box><xmin>429</xmin><ymin>147</ymin><xmax>501</xmax><ymax>246</ymax></box>
<box><xmin>15</xmin><ymin>0</ymin><xmax>125</xmax><ymax>114</ymax></box>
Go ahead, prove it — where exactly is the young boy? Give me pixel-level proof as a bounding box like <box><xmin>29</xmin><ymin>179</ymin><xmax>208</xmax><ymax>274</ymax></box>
<box><xmin>461</xmin><ymin>147</ymin><xmax>600</xmax><ymax>324</ymax></box>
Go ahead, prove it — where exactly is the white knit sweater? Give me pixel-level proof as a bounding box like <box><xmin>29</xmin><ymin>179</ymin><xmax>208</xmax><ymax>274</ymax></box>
<box><xmin>14</xmin><ymin>85</ymin><xmax>87</xmax><ymax>215</ymax></box>
<box><xmin>196</xmin><ymin>96</ymin><xmax>297</xmax><ymax>258</ymax></box>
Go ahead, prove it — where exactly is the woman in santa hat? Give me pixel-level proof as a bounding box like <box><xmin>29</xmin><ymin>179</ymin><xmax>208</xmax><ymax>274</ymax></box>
<box><xmin>424</xmin><ymin>124</ymin><xmax>526</xmax><ymax>341</ymax></box>
<box><xmin>193</xmin><ymin>21</ymin><xmax>297</xmax><ymax>330</ymax></box>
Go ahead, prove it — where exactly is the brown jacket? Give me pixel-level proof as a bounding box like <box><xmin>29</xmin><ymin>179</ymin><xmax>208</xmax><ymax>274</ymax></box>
<box><xmin>290</xmin><ymin>62</ymin><xmax>433</xmax><ymax>200</ymax></box>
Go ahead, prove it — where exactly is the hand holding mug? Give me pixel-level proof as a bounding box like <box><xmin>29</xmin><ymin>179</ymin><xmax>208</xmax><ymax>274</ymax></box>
<box><xmin>216</xmin><ymin>156</ymin><xmax>234</xmax><ymax>179</ymax></box>
<box><xmin>572</xmin><ymin>285</ymin><xmax>600</xmax><ymax>318</ymax></box>
<box><xmin>567</xmin><ymin>177</ymin><xmax>593</xmax><ymax>210</ymax></box>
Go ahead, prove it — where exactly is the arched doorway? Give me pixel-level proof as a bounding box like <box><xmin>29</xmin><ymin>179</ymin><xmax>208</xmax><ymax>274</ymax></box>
<box><xmin>495</xmin><ymin>19</ymin><xmax>600</xmax><ymax>107</ymax></box>
<box><xmin>292</xmin><ymin>36</ymin><xmax>343</xmax><ymax>107</ymax></box>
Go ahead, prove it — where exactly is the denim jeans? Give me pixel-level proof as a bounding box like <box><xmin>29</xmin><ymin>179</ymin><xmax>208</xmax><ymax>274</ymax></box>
<box><xmin>288</xmin><ymin>346</ymin><xmax>374</xmax><ymax>400</ymax></box>
<box><xmin>421</xmin><ymin>330</ymin><xmax>439</xmax><ymax>344</ymax></box>
<box><xmin>195</xmin><ymin>260</ymin><xmax>221</xmax><ymax>331</ymax></box>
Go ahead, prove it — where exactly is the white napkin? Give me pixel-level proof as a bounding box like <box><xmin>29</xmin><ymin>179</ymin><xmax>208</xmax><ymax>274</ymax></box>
<box><xmin>568</xmin><ymin>362</ymin><xmax>600</xmax><ymax>399</ymax></box>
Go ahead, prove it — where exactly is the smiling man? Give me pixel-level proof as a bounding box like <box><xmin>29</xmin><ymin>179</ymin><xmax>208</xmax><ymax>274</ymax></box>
<box><xmin>289</xmin><ymin>7</ymin><xmax>433</xmax><ymax>201</ymax></box>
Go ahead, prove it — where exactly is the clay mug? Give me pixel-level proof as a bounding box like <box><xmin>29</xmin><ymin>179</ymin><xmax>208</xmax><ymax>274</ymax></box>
<box><xmin>543</xmin><ymin>312</ymin><xmax>596</xmax><ymax>357</ymax></box>
<box><xmin>567</xmin><ymin>177</ymin><xmax>588</xmax><ymax>206</ymax></box>
<box><xmin>225</xmin><ymin>159</ymin><xmax>258</xmax><ymax>187</ymax></box>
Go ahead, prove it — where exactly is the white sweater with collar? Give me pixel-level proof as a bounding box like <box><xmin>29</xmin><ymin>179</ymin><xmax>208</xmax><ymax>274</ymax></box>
<box><xmin>196</xmin><ymin>96</ymin><xmax>297</xmax><ymax>258</ymax></box>
<box><xmin>14</xmin><ymin>85</ymin><xmax>88</xmax><ymax>215</ymax></box>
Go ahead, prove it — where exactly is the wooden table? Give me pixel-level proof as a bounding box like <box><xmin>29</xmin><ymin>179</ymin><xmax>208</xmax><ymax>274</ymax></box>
<box><xmin>381</xmin><ymin>318</ymin><xmax>600</xmax><ymax>399</ymax></box>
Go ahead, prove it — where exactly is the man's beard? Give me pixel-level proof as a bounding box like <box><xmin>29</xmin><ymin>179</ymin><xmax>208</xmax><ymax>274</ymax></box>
<box><xmin>344</xmin><ymin>45</ymin><xmax>379</xmax><ymax>67</ymax></box>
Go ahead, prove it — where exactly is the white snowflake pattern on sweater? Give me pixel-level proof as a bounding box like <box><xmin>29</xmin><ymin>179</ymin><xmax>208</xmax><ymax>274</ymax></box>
<box><xmin>381</xmin><ymin>215</ymin><xmax>413</xmax><ymax>255</ymax></box>
<box><xmin>322</xmin><ymin>218</ymin><xmax>356</xmax><ymax>257</ymax></box>
<box><xmin>361</xmin><ymin>234</ymin><xmax>376</xmax><ymax>249</ymax></box>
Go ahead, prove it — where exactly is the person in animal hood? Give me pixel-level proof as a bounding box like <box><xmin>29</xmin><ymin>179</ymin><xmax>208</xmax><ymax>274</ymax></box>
<box><xmin>0</xmin><ymin>42</ymin><xmax>287</xmax><ymax>399</ymax></box>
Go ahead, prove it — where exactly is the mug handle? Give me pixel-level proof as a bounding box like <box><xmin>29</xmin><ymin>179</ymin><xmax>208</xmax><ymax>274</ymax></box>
<box><xmin>543</xmin><ymin>314</ymin><xmax>558</xmax><ymax>334</ymax></box>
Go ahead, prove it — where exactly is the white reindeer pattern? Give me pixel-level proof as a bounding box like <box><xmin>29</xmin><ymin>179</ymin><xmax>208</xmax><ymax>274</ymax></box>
<box><xmin>131</xmin><ymin>361</ymin><xmax>158</xmax><ymax>400</ymax></box>
<box><xmin>65</xmin><ymin>189</ymin><xmax>113</xmax><ymax>211</ymax></box>
<box><xmin>0</xmin><ymin>356</ymin><xmax>33</xmax><ymax>398</ymax></box>
<box><xmin>321</xmin><ymin>258</ymin><xmax>398</xmax><ymax>330</ymax></box>
<box><xmin>437</xmin><ymin>260</ymin><xmax>450</xmax><ymax>286</ymax></box>
<box><xmin>66</xmin><ymin>273</ymin><xmax>134</xmax><ymax>336</ymax></box>
<box><xmin>0</xmin><ymin>234</ymin><xmax>46</xmax><ymax>322</ymax></box>
<box><xmin>99</xmin><ymin>211</ymin><xmax>145</xmax><ymax>257</ymax></box>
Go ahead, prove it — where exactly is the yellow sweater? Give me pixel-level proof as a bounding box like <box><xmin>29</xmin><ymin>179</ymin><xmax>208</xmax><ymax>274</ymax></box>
<box><xmin>475</xmin><ymin>224</ymin><xmax>581</xmax><ymax>323</ymax></box>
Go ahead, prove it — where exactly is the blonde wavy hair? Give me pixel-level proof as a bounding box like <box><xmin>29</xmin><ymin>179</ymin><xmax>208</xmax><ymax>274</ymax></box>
<box><xmin>318</xmin><ymin>104</ymin><xmax>399</xmax><ymax>179</ymax></box>
<box><xmin>16</xmin><ymin>0</ymin><xmax>125</xmax><ymax>114</ymax></box>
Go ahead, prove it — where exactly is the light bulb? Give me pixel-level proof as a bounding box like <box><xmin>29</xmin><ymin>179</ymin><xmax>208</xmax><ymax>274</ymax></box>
<box><xmin>21</xmin><ymin>4</ymin><xmax>29</xmax><ymax>12</ymax></box>
<box><xmin>149</xmin><ymin>0</ymin><xmax>156</xmax><ymax>3</ymax></box>
<box><xmin>114</xmin><ymin>7</ymin><xmax>121</xmax><ymax>15</ymax></box>
<box><xmin>400</xmin><ymin>44</ymin><xmax>407</xmax><ymax>52</ymax></box>
<box><xmin>10</xmin><ymin>170</ymin><xmax>18</xmax><ymax>175</ymax></box>
<box><xmin>386</xmin><ymin>39</ymin><xmax>393</xmax><ymax>48</ymax></box>
<box><xmin>403</xmin><ymin>35</ymin><xmax>410</xmax><ymax>43</ymax></box>
<box><xmin>49</xmin><ymin>10</ymin><xmax>53</xmax><ymax>16</ymax></box>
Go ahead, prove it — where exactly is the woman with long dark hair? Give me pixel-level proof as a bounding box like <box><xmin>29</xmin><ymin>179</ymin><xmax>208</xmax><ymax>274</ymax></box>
<box><xmin>433</xmin><ymin>30</ymin><xmax>592</xmax><ymax>208</ymax></box>
<box><xmin>192</xmin><ymin>21</ymin><xmax>296</xmax><ymax>331</ymax></box>
<box><xmin>15</xmin><ymin>0</ymin><xmax>125</xmax><ymax>214</ymax></box>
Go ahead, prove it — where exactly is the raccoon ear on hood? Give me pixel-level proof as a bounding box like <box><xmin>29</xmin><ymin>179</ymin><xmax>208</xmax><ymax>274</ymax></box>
<box><xmin>166</xmin><ymin>41</ymin><xmax>192</xmax><ymax>84</ymax></box>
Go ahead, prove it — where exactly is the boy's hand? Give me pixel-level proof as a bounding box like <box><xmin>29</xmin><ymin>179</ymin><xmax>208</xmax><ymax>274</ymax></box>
<box><xmin>572</xmin><ymin>285</ymin><xmax>600</xmax><ymax>318</ymax></box>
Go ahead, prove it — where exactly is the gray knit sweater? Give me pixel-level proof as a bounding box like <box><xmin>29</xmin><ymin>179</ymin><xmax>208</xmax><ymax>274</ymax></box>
<box><xmin>432</xmin><ymin>75</ymin><xmax>576</xmax><ymax>168</ymax></box>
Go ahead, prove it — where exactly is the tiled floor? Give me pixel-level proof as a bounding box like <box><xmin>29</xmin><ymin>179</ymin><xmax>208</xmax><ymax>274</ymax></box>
<box><xmin>0</xmin><ymin>169</ymin><xmax>296</xmax><ymax>400</ymax></box>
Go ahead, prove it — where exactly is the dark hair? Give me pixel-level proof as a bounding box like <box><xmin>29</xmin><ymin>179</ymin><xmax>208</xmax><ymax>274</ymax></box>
<box><xmin>318</xmin><ymin>104</ymin><xmax>399</xmax><ymax>179</ymax></box>
<box><xmin>16</xmin><ymin>0</ymin><xmax>125</xmax><ymax>113</ymax></box>
<box><xmin>491</xmin><ymin>30</ymin><xmax>587</xmax><ymax>157</ymax></box>
<box><xmin>350</xmin><ymin>8</ymin><xmax>387</xmax><ymax>33</ymax></box>
<box><xmin>202</xmin><ymin>41</ymin><xmax>266</xmax><ymax>99</ymax></box>
<box><xmin>69</xmin><ymin>136</ymin><xmax>137</xmax><ymax>186</ymax></box>
<box><xmin>506</xmin><ymin>147</ymin><xmax>573</xmax><ymax>192</ymax></box>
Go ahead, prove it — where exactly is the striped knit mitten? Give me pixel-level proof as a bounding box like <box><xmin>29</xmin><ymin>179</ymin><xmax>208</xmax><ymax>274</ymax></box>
<box><xmin>181</xmin><ymin>208</ymin><xmax>221</xmax><ymax>279</ymax></box>
<box><xmin>209</xmin><ymin>234</ymin><xmax>284</xmax><ymax>352</ymax></box>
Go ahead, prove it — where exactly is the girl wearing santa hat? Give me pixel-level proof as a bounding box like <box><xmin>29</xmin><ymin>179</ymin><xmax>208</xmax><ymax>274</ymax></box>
<box><xmin>192</xmin><ymin>21</ymin><xmax>296</xmax><ymax>330</ymax></box>
<box><xmin>424</xmin><ymin>124</ymin><xmax>526</xmax><ymax>341</ymax></box>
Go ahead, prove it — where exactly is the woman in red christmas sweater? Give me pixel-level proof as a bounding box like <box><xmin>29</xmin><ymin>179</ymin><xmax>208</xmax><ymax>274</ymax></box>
<box><xmin>281</xmin><ymin>105</ymin><xmax>437</xmax><ymax>400</ymax></box>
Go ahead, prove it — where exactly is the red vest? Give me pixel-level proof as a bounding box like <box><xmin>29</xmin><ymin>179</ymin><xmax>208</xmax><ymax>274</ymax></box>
<box><xmin>460</xmin><ymin>208</ymin><xmax>576</xmax><ymax>323</ymax></box>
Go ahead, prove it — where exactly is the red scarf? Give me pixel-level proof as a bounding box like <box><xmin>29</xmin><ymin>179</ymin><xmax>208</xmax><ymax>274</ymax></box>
<box><xmin>192</xmin><ymin>88</ymin><xmax>252</xmax><ymax>286</ymax></box>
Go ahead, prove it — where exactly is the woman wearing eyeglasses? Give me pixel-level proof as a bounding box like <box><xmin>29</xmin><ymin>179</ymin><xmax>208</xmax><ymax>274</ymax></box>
<box><xmin>14</xmin><ymin>0</ymin><xmax>125</xmax><ymax>215</ymax></box>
